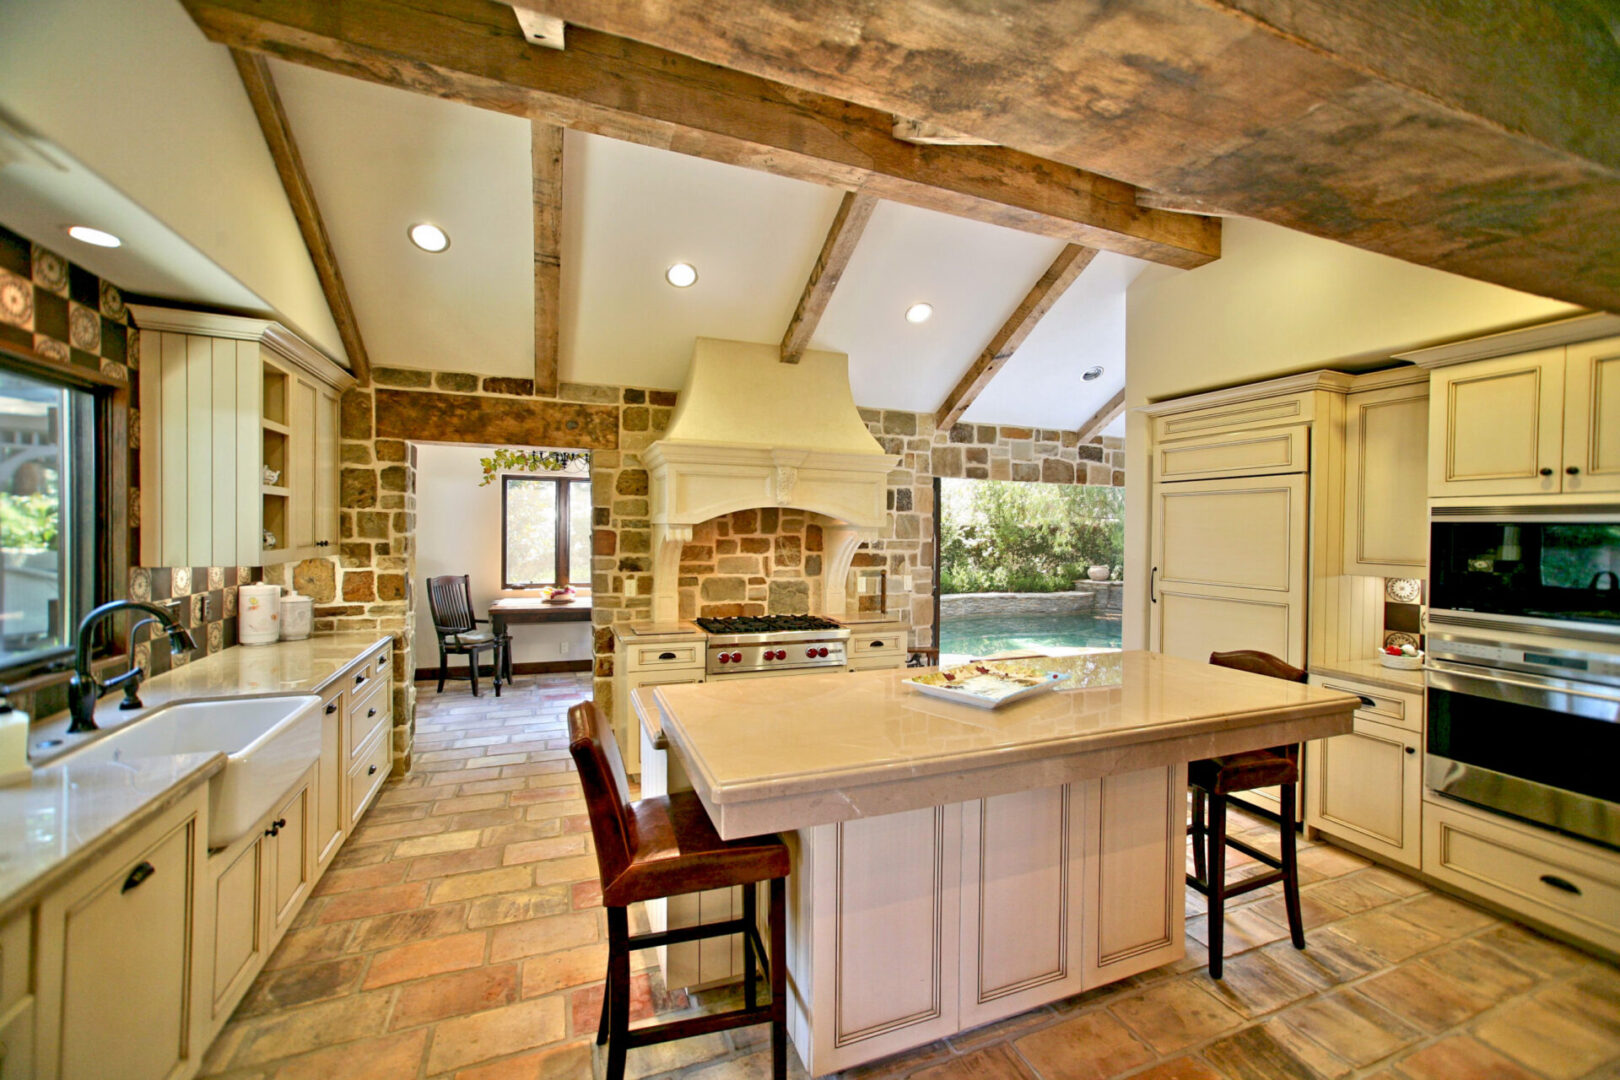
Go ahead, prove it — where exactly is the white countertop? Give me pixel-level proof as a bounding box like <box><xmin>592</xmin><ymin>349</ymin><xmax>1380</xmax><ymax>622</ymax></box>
<box><xmin>638</xmin><ymin>651</ymin><xmax>1358</xmax><ymax>838</ymax></box>
<box><xmin>2</xmin><ymin>633</ymin><xmax>389</xmax><ymax>919</ymax></box>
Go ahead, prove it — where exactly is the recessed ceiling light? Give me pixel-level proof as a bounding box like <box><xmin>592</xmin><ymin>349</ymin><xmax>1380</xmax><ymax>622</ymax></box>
<box><xmin>1082</xmin><ymin>365</ymin><xmax>1105</xmax><ymax>381</ymax></box>
<box><xmin>407</xmin><ymin>223</ymin><xmax>450</xmax><ymax>253</ymax></box>
<box><xmin>665</xmin><ymin>262</ymin><xmax>698</xmax><ymax>288</ymax></box>
<box><xmin>66</xmin><ymin>225</ymin><xmax>121</xmax><ymax>249</ymax></box>
<box><xmin>904</xmin><ymin>302</ymin><xmax>933</xmax><ymax>324</ymax></box>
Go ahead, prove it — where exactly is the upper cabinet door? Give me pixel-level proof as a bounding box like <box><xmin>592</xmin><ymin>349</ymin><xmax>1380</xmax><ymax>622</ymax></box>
<box><xmin>285</xmin><ymin>374</ymin><xmax>320</xmax><ymax>556</ymax></box>
<box><xmin>313</xmin><ymin>386</ymin><xmax>341</xmax><ymax>551</ymax></box>
<box><xmin>1562</xmin><ymin>336</ymin><xmax>1620</xmax><ymax>496</ymax></box>
<box><xmin>1344</xmin><ymin>384</ymin><xmax>1428</xmax><ymax>575</ymax></box>
<box><xmin>1429</xmin><ymin>348</ymin><xmax>1564</xmax><ymax>497</ymax></box>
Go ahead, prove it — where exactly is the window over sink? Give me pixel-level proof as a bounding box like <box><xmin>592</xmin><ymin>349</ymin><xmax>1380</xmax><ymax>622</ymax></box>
<box><xmin>501</xmin><ymin>475</ymin><xmax>590</xmax><ymax>589</ymax></box>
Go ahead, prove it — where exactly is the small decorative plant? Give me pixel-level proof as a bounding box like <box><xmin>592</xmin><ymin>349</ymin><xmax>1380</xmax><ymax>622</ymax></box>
<box><xmin>477</xmin><ymin>448</ymin><xmax>588</xmax><ymax>486</ymax></box>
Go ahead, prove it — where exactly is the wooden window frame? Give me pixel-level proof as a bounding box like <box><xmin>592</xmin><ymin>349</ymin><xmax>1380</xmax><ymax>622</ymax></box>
<box><xmin>500</xmin><ymin>474</ymin><xmax>588</xmax><ymax>590</ymax></box>
<box><xmin>0</xmin><ymin>342</ymin><xmax>129</xmax><ymax>686</ymax></box>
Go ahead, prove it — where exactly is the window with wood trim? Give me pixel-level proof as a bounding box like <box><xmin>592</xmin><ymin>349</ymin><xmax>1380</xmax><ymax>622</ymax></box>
<box><xmin>501</xmin><ymin>475</ymin><xmax>591</xmax><ymax>589</ymax></box>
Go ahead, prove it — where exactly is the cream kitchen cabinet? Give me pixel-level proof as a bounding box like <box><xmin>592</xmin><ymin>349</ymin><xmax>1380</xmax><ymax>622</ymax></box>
<box><xmin>36</xmin><ymin>785</ymin><xmax>208</xmax><ymax>1080</ymax></box>
<box><xmin>0</xmin><ymin>911</ymin><xmax>34</xmax><ymax>1080</ymax></box>
<box><xmin>132</xmin><ymin>307</ymin><xmax>353</xmax><ymax>567</ymax></box>
<box><xmin>1420</xmin><ymin>330</ymin><xmax>1620</xmax><ymax>499</ymax></box>
<box><xmin>1305</xmin><ymin>676</ymin><xmax>1423</xmax><ymax>869</ymax></box>
<box><xmin>847</xmin><ymin>626</ymin><xmax>906</xmax><ymax>672</ymax></box>
<box><xmin>614</xmin><ymin>637</ymin><xmax>705</xmax><ymax>776</ymax></box>
<box><xmin>1342</xmin><ymin>375</ymin><xmax>1429</xmax><ymax>575</ymax></box>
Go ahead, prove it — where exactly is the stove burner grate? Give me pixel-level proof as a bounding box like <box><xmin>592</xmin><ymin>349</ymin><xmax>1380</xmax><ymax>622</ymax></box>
<box><xmin>694</xmin><ymin>614</ymin><xmax>843</xmax><ymax>634</ymax></box>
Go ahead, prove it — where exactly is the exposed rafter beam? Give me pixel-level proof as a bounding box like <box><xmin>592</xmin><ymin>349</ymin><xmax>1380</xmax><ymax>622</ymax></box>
<box><xmin>1076</xmin><ymin>389</ymin><xmax>1126</xmax><ymax>445</ymax></box>
<box><xmin>935</xmin><ymin>245</ymin><xmax>1098</xmax><ymax>431</ymax></box>
<box><xmin>781</xmin><ymin>192</ymin><xmax>878</xmax><ymax>364</ymax></box>
<box><xmin>531</xmin><ymin>120</ymin><xmax>564</xmax><ymax>397</ymax></box>
<box><xmin>181</xmin><ymin>0</ymin><xmax>1220</xmax><ymax>270</ymax></box>
<box><xmin>536</xmin><ymin>0</ymin><xmax>1620</xmax><ymax>312</ymax></box>
<box><xmin>229</xmin><ymin>48</ymin><xmax>372</xmax><ymax>386</ymax></box>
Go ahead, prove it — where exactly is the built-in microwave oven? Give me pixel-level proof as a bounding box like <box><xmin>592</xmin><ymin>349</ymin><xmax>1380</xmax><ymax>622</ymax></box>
<box><xmin>1430</xmin><ymin>505</ymin><xmax>1620</xmax><ymax>643</ymax></box>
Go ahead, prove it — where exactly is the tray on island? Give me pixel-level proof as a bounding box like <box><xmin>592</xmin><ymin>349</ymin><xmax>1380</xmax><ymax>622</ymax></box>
<box><xmin>903</xmin><ymin>659</ymin><xmax>1068</xmax><ymax>709</ymax></box>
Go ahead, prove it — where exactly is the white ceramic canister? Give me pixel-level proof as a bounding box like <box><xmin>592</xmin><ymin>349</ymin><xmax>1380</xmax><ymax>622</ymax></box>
<box><xmin>280</xmin><ymin>591</ymin><xmax>313</xmax><ymax>641</ymax></box>
<box><xmin>238</xmin><ymin>583</ymin><xmax>281</xmax><ymax>645</ymax></box>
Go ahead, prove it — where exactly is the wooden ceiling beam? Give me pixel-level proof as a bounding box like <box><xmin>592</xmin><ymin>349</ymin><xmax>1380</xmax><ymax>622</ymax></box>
<box><xmin>781</xmin><ymin>192</ymin><xmax>878</xmax><ymax>364</ymax></box>
<box><xmin>538</xmin><ymin>0</ymin><xmax>1620</xmax><ymax>312</ymax></box>
<box><xmin>181</xmin><ymin>0</ymin><xmax>1219</xmax><ymax>270</ymax></box>
<box><xmin>229</xmin><ymin>48</ymin><xmax>372</xmax><ymax>386</ymax></box>
<box><xmin>532</xmin><ymin>121</ymin><xmax>564</xmax><ymax>397</ymax></box>
<box><xmin>935</xmin><ymin>245</ymin><xmax>1099</xmax><ymax>431</ymax></box>
<box><xmin>1076</xmin><ymin>389</ymin><xmax>1126</xmax><ymax>445</ymax></box>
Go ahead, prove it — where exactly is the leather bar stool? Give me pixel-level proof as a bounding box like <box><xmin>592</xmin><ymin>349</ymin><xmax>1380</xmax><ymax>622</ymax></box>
<box><xmin>1187</xmin><ymin>650</ymin><xmax>1309</xmax><ymax>979</ymax></box>
<box><xmin>568</xmin><ymin>702</ymin><xmax>790</xmax><ymax>1080</ymax></box>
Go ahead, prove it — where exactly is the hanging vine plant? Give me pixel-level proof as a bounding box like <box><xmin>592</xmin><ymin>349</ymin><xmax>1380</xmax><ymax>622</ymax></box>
<box><xmin>478</xmin><ymin>448</ymin><xmax>588</xmax><ymax>486</ymax></box>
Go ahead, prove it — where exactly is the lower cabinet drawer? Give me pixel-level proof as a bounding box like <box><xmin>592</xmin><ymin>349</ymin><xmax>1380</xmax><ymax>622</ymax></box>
<box><xmin>631</xmin><ymin>643</ymin><xmax>702</xmax><ymax>669</ymax></box>
<box><xmin>348</xmin><ymin>680</ymin><xmax>391</xmax><ymax>764</ymax></box>
<box><xmin>348</xmin><ymin>726</ymin><xmax>392</xmax><ymax>829</ymax></box>
<box><xmin>0</xmin><ymin>911</ymin><xmax>30</xmax><ymax>1018</ymax></box>
<box><xmin>1424</xmin><ymin>799</ymin><xmax>1620</xmax><ymax>952</ymax></box>
<box><xmin>0</xmin><ymin>996</ymin><xmax>34</xmax><ymax>1080</ymax></box>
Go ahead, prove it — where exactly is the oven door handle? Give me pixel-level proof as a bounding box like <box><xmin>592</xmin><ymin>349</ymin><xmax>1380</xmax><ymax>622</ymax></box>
<box><xmin>1427</xmin><ymin>664</ymin><xmax>1620</xmax><ymax>724</ymax></box>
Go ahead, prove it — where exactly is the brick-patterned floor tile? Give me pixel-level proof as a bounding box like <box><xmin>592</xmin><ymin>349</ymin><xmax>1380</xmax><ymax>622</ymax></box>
<box><xmin>390</xmin><ymin>964</ymin><xmax>521</xmax><ymax>1030</ymax></box>
<box><xmin>362</xmin><ymin>929</ymin><xmax>488</xmax><ymax>988</ymax></box>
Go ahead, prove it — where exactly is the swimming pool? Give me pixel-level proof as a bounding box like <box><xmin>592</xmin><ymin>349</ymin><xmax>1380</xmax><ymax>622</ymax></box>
<box><xmin>937</xmin><ymin>612</ymin><xmax>1122</xmax><ymax>659</ymax></box>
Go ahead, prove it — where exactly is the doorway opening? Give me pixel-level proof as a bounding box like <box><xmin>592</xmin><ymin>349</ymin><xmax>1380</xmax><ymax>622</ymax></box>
<box><xmin>937</xmin><ymin>478</ymin><xmax>1123</xmax><ymax>663</ymax></box>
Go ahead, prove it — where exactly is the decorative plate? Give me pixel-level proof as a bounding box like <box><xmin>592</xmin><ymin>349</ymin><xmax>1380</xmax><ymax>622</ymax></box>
<box><xmin>905</xmin><ymin>660</ymin><xmax>1067</xmax><ymax>709</ymax></box>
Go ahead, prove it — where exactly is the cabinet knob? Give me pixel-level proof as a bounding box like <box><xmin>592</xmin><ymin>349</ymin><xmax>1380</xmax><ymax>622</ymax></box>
<box><xmin>368</xmin><ymin>707</ymin><xmax>377</xmax><ymax>718</ymax></box>
<box><xmin>121</xmin><ymin>861</ymin><xmax>156</xmax><ymax>893</ymax></box>
<box><xmin>1405</xmin><ymin>746</ymin><xmax>1416</xmax><ymax>755</ymax></box>
<box><xmin>658</xmin><ymin>652</ymin><xmax>677</xmax><ymax>660</ymax></box>
<box><xmin>368</xmin><ymin>764</ymin><xmax>378</xmax><ymax>775</ymax></box>
<box><xmin>1567</xmin><ymin>466</ymin><xmax>1582</xmax><ymax>475</ymax></box>
<box><xmin>355</xmin><ymin>673</ymin><xmax>366</xmax><ymax>685</ymax></box>
<box><xmin>1540</xmin><ymin>467</ymin><xmax>1554</xmax><ymax>476</ymax></box>
<box><xmin>275</xmin><ymin>817</ymin><xmax>287</xmax><ymax>829</ymax></box>
<box><xmin>325</xmin><ymin>703</ymin><xmax>338</xmax><ymax>715</ymax></box>
<box><xmin>1540</xmin><ymin>873</ymin><xmax>1582</xmax><ymax>895</ymax></box>
<box><xmin>316</xmin><ymin>540</ymin><xmax>330</xmax><ymax>547</ymax></box>
<box><xmin>870</xmin><ymin>640</ymin><xmax>884</xmax><ymax>648</ymax></box>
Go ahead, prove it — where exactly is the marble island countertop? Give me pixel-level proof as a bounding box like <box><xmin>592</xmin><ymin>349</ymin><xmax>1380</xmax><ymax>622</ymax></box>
<box><xmin>637</xmin><ymin>651</ymin><xmax>1360</xmax><ymax>839</ymax></box>
<box><xmin>0</xmin><ymin>632</ymin><xmax>391</xmax><ymax>920</ymax></box>
<box><xmin>1309</xmin><ymin>657</ymin><xmax>1424</xmax><ymax>693</ymax></box>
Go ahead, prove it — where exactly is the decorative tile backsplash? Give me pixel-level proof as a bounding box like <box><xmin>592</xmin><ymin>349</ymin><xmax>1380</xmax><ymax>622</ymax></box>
<box><xmin>1383</xmin><ymin>577</ymin><xmax>1425</xmax><ymax>649</ymax></box>
<box><xmin>0</xmin><ymin>222</ymin><xmax>256</xmax><ymax>717</ymax></box>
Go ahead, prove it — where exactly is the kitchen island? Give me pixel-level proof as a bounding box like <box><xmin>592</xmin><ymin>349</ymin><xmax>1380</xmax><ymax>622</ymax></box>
<box><xmin>633</xmin><ymin>651</ymin><xmax>1359</xmax><ymax>1075</ymax></box>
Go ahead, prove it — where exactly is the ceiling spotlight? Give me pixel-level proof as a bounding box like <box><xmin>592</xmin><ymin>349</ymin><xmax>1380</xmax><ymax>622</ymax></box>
<box><xmin>407</xmin><ymin>223</ymin><xmax>450</xmax><ymax>253</ymax></box>
<box><xmin>665</xmin><ymin>262</ymin><xmax>698</xmax><ymax>288</ymax></box>
<box><xmin>66</xmin><ymin>225</ymin><xmax>121</xmax><ymax>249</ymax></box>
<box><xmin>904</xmin><ymin>302</ymin><xmax>933</xmax><ymax>324</ymax></box>
<box><xmin>1082</xmin><ymin>365</ymin><xmax>1105</xmax><ymax>381</ymax></box>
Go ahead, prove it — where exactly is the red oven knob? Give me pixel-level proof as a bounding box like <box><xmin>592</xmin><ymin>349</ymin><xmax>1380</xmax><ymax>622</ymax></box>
<box><xmin>805</xmin><ymin>647</ymin><xmax>816</xmax><ymax>658</ymax></box>
<box><xmin>772</xmin><ymin>650</ymin><xmax>785</xmax><ymax>660</ymax></box>
<box><xmin>731</xmin><ymin>652</ymin><xmax>743</xmax><ymax>663</ymax></box>
<box><xmin>817</xmin><ymin>647</ymin><xmax>829</xmax><ymax>658</ymax></box>
<box><xmin>718</xmin><ymin>653</ymin><xmax>730</xmax><ymax>664</ymax></box>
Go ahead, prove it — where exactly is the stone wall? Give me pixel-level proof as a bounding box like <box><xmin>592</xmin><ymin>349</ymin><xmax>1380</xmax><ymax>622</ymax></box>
<box><xmin>675</xmin><ymin>509</ymin><xmax>826</xmax><ymax>619</ymax></box>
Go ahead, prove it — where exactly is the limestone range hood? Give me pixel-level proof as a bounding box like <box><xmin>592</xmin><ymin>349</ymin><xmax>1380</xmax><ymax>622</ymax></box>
<box><xmin>643</xmin><ymin>339</ymin><xmax>899</xmax><ymax>623</ymax></box>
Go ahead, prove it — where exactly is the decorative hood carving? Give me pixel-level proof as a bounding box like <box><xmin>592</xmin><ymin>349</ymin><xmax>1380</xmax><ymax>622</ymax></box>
<box><xmin>644</xmin><ymin>339</ymin><xmax>898</xmax><ymax>622</ymax></box>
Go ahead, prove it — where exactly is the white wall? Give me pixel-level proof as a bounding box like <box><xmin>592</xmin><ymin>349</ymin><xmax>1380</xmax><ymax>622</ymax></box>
<box><xmin>414</xmin><ymin>443</ymin><xmax>591</xmax><ymax>672</ymax></box>
<box><xmin>0</xmin><ymin>0</ymin><xmax>346</xmax><ymax>361</ymax></box>
<box><xmin>1122</xmin><ymin>216</ymin><xmax>1584</xmax><ymax>648</ymax></box>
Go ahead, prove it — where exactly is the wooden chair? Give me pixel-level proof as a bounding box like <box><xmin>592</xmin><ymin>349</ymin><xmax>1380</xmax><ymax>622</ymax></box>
<box><xmin>1188</xmin><ymin>649</ymin><xmax>1308</xmax><ymax>979</ymax></box>
<box><xmin>425</xmin><ymin>575</ymin><xmax>504</xmax><ymax>698</ymax></box>
<box><xmin>568</xmin><ymin>701</ymin><xmax>789</xmax><ymax>1080</ymax></box>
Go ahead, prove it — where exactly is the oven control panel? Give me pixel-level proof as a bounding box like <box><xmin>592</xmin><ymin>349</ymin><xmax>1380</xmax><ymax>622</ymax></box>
<box><xmin>708</xmin><ymin>642</ymin><xmax>847</xmax><ymax>675</ymax></box>
<box><xmin>1429</xmin><ymin>634</ymin><xmax>1620</xmax><ymax>686</ymax></box>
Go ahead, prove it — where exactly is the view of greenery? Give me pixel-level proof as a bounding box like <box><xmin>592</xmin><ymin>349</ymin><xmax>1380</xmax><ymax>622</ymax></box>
<box><xmin>939</xmin><ymin>479</ymin><xmax>1123</xmax><ymax>594</ymax></box>
<box><xmin>0</xmin><ymin>492</ymin><xmax>58</xmax><ymax>550</ymax></box>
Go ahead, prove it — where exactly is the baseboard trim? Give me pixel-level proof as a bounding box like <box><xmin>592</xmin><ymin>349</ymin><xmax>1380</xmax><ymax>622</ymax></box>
<box><xmin>415</xmin><ymin>659</ymin><xmax>591</xmax><ymax>681</ymax></box>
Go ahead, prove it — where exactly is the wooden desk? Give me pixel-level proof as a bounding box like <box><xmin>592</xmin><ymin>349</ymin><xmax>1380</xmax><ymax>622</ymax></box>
<box><xmin>487</xmin><ymin>597</ymin><xmax>592</xmax><ymax>682</ymax></box>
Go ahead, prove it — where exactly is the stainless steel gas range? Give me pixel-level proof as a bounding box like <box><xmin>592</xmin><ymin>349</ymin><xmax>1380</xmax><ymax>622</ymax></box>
<box><xmin>693</xmin><ymin>615</ymin><xmax>851</xmax><ymax>677</ymax></box>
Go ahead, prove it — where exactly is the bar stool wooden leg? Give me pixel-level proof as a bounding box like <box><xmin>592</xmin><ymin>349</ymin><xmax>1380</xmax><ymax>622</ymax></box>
<box><xmin>771</xmin><ymin>876</ymin><xmax>787</xmax><ymax>1080</ymax></box>
<box><xmin>437</xmin><ymin>648</ymin><xmax>447</xmax><ymax>694</ymax></box>
<box><xmin>1279</xmin><ymin>783</ymin><xmax>1306</xmax><ymax>949</ymax></box>
<box><xmin>1207</xmin><ymin>794</ymin><xmax>1227</xmax><ymax>980</ymax></box>
<box><xmin>743</xmin><ymin>883</ymin><xmax>758</xmax><ymax>1012</ymax></box>
<box><xmin>1190</xmin><ymin>788</ymin><xmax>1207</xmax><ymax>884</ymax></box>
<box><xmin>605</xmin><ymin>906</ymin><xmax>630</xmax><ymax>1080</ymax></box>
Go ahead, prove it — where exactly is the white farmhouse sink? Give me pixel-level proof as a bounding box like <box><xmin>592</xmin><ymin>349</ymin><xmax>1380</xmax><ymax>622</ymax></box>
<box><xmin>56</xmin><ymin>695</ymin><xmax>322</xmax><ymax>847</ymax></box>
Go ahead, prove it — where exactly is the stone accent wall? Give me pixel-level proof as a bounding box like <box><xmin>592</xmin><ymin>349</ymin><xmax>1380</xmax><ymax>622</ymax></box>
<box><xmin>674</xmin><ymin>509</ymin><xmax>827</xmax><ymax>619</ymax></box>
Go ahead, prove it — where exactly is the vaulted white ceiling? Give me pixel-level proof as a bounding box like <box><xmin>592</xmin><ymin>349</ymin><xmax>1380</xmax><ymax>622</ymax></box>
<box><xmin>268</xmin><ymin>58</ymin><xmax>1145</xmax><ymax>428</ymax></box>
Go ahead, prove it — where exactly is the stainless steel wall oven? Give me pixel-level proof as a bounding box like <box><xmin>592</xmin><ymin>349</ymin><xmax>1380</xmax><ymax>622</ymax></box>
<box><xmin>1427</xmin><ymin>504</ymin><xmax>1620</xmax><ymax>850</ymax></box>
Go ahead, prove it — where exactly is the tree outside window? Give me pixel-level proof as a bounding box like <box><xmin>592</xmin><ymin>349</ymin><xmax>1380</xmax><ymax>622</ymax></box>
<box><xmin>502</xmin><ymin>476</ymin><xmax>591</xmax><ymax>589</ymax></box>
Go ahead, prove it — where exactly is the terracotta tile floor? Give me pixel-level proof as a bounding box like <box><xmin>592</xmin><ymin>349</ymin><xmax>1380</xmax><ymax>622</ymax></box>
<box><xmin>197</xmin><ymin>675</ymin><xmax>1620</xmax><ymax>1080</ymax></box>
